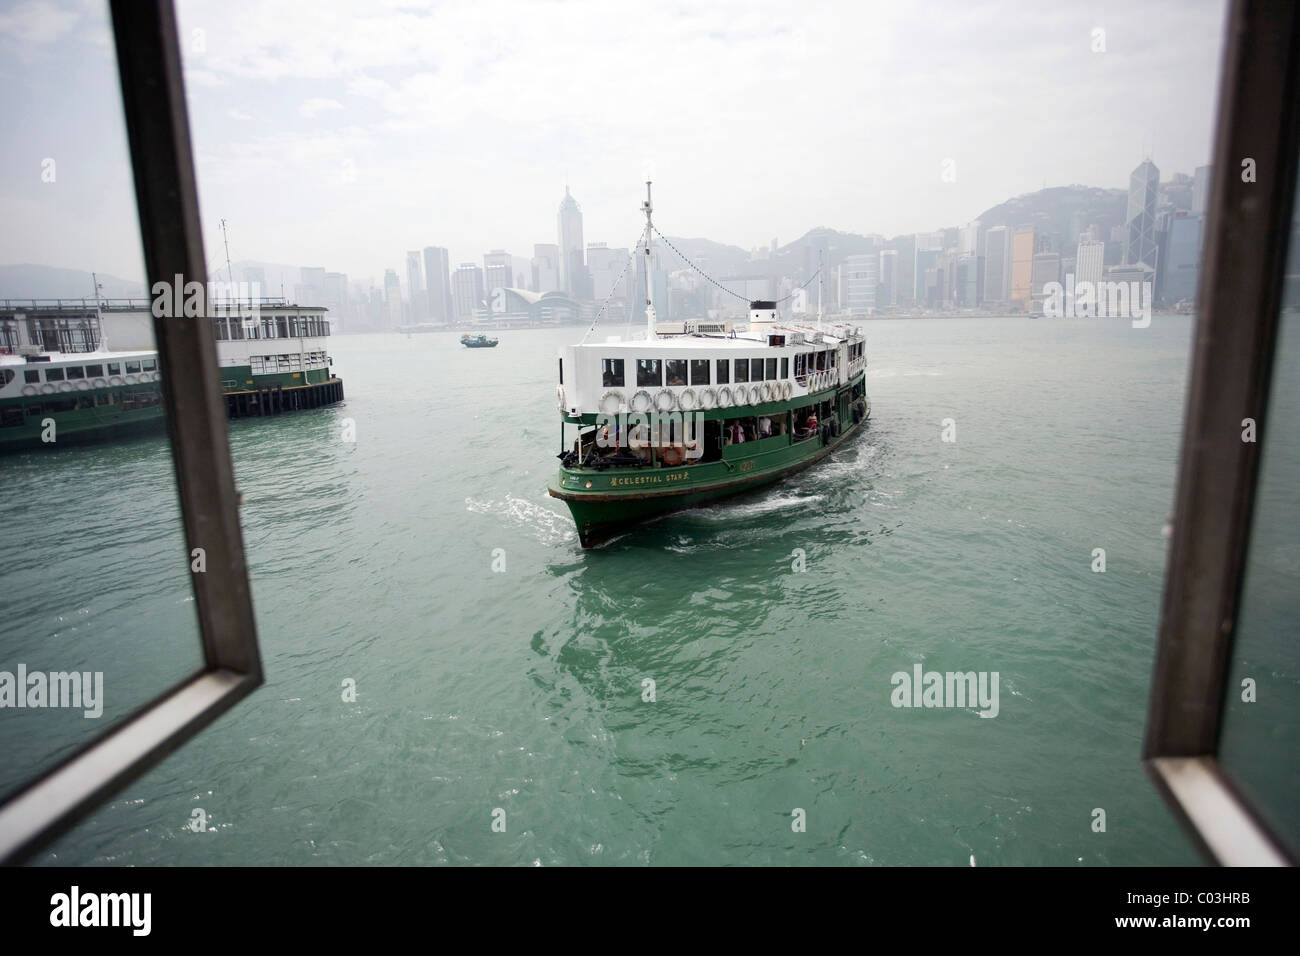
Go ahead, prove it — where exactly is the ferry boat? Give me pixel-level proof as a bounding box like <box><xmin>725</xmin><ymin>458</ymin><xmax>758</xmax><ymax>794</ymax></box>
<box><xmin>548</xmin><ymin>184</ymin><xmax>870</xmax><ymax>547</ymax></box>
<box><xmin>0</xmin><ymin>348</ymin><xmax>167</xmax><ymax>451</ymax></box>
<box><xmin>0</xmin><ymin>297</ymin><xmax>344</xmax><ymax>453</ymax></box>
<box><xmin>460</xmin><ymin>333</ymin><xmax>499</xmax><ymax>348</ymax></box>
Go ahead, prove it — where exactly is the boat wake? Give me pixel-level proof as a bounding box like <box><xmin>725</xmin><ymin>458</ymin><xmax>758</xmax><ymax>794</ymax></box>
<box><xmin>693</xmin><ymin>492</ymin><xmax>825</xmax><ymax>520</ymax></box>
<box><xmin>465</xmin><ymin>495</ymin><xmax>577</xmax><ymax>545</ymax></box>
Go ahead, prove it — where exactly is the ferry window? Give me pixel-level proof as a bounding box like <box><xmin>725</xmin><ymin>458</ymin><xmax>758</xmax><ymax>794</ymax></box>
<box><xmin>94</xmin><ymin>394</ymin><xmax>109</xmax><ymax>406</ymax></box>
<box><xmin>143</xmin><ymin>359</ymin><xmax>157</xmax><ymax>372</ymax></box>
<box><xmin>1</xmin><ymin>408</ymin><xmax>22</xmax><ymax>427</ymax></box>
<box><xmin>85</xmin><ymin>364</ymin><xmax>104</xmax><ymax>377</ymax></box>
<box><xmin>66</xmin><ymin>366</ymin><xmax>85</xmax><ymax>379</ymax></box>
<box><xmin>715</xmin><ymin>359</ymin><xmax>729</xmax><ymax>384</ymax></box>
<box><xmin>781</xmin><ymin>358</ymin><xmax>789</xmax><ymax>379</ymax></box>
<box><xmin>690</xmin><ymin>359</ymin><xmax>710</xmax><ymax>386</ymax></box>
<box><xmin>76</xmin><ymin>396</ymin><xmax>94</xmax><ymax>409</ymax></box>
<box><xmin>45</xmin><ymin>367</ymin><xmax>64</xmax><ymax>381</ymax></box>
<box><xmin>734</xmin><ymin>358</ymin><xmax>749</xmax><ymax>383</ymax></box>
<box><xmin>23</xmin><ymin>370</ymin><xmax>39</xmax><ymax>384</ymax></box>
<box><xmin>636</xmin><ymin>358</ymin><xmax>662</xmax><ymax>387</ymax></box>
<box><xmin>125</xmin><ymin>360</ymin><xmax>142</xmax><ymax>373</ymax></box>
<box><xmin>277</xmin><ymin>317</ymin><xmax>289</xmax><ymax>338</ymax></box>
<box><xmin>766</xmin><ymin>358</ymin><xmax>777</xmax><ymax>380</ymax></box>
<box><xmin>665</xmin><ymin>359</ymin><xmax>687</xmax><ymax>386</ymax></box>
<box><xmin>602</xmin><ymin>358</ymin><xmax>624</xmax><ymax>387</ymax></box>
<box><xmin>750</xmin><ymin>358</ymin><xmax>764</xmax><ymax>381</ymax></box>
<box><xmin>24</xmin><ymin>404</ymin><xmax>41</xmax><ymax>417</ymax></box>
<box><xmin>107</xmin><ymin>363</ymin><xmax>120</xmax><ymax>375</ymax></box>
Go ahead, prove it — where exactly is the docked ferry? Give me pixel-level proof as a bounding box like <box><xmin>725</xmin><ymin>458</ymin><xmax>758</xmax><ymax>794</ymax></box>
<box><xmin>0</xmin><ymin>348</ymin><xmax>166</xmax><ymax>451</ymax></box>
<box><xmin>0</xmin><ymin>298</ymin><xmax>344</xmax><ymax>453</ymax></box>
<box><xmin>548</xmin><ymin>185</ymin><xmax>870</xmax><ymax>547</ymax></box>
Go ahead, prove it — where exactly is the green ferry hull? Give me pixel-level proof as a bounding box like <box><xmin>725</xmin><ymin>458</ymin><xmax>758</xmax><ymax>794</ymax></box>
<box><xmin>549</xmin><ymin>378</ymin><xmax>869</xmax><ymax>547</ymax></box>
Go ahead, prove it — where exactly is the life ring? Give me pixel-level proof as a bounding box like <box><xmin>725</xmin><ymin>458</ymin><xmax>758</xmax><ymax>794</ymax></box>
<box><xmin>556</xmin><ymin>384</ymin><xmax>566</xmax><ymax>411</ymax></box>
<box><xmin>678</xmin><ymin>387</ymin><xmax>698</xmax><ymax>411</ymax></box>
<box><xmin>21</xmin><ymin>384</ymin><xmax>36</xmax><ymax>396</ymax></box>
<box><xmin>124</xmin><ymin>374</ymin><xmax>138</xmax><ymax>385</ymax></box>
<box><xmin>109</xmin><ymin>376</ymin><xmax>124</xmax><ymax>387</ymax></box>
<box><xmin>782</xmin><ymin>381</ymin><xmax>793</xmax><ymax>400</ymax></box>
<box><xmin>599</xmin><ymin>389</ymin><xmax>624</xmax><ymax>414</ymax></box>
<box><xmin>57</xmin><ymin>381</ymin><xmax>72</xmax><ymax>392</ymax></box>
<box><xmin>660</xmin><ymin>446</ymin><xmax>685</xmax><ymax>466</ymax></box>
<box><xmin>699</xmin><ymin>387</ymin><xmax>717</xmax><ymax>410</ymax></box>
<box><xmin>746</xmin><ymin>385</ymin><xmax>760</xmax><ymax>406</ymax></box>
<box><xmin>761</xmin><ymin>382</ymin><xmax>774</xmax><ymax>403</ymax></box>
<box><xmin>716</xmin><ymin>386</ymin><xmax>732</xmax><ymax>408</ymax></box>
<box><xmin>654</xmin><ymin>389</ymin><xmax>676</xmax><ymax>413</ymax></box>
<box><xmin>150</xmin><ymin>371</ymin><xmax>161</xmax><ymax>382</ymax></box>
<box><xmin>75</xmin><ymin>380</ymin><xmax>90</xmax><ymax>391</ymax></box>
<box><xmin>93</xmin><ymin>377</ymin><xmax>108</xmax><ymax>389</ymax></box>
<box><xmin>40</xmin><ymin>383</ymin><xmax>54</xmax><ymax>395</ymax></box>
<box><xmin>630</xmin><ymin>389</ymin><xmax>653</xmax><ymax>413</ymax></box>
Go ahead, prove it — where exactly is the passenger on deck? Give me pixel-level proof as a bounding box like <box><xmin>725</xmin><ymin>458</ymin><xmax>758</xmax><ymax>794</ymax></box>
<box><xmin>758</xmin><ymin>416</ymin><xmax>772</xmax><ymax>438</ymax></box>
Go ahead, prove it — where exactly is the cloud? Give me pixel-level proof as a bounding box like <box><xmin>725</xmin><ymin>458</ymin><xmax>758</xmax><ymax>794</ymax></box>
<box><xmin>0</xmin><ymin>0</ymin><xmax>79</xmax><ymax>47</ymax></box>
<box><xmin>299</xmin><ymin>97</ymin><xmax>344</xmax><ymax>119</ymax></box>
<box><xmin>226</xmin><ymin>107</ymin><xmax>253</xmax><ymax>121</ymax></box>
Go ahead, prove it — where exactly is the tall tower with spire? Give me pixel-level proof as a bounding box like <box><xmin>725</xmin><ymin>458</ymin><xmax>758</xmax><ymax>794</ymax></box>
<box><xmin>558</xmin><ymin>186</ymin><xmax>590</xmax><ymax>300</ymax></box>
<box><xmin>1125</xmin><ymin>158</ymin><xmax>1161</xmax><ymax>270</ymax></box>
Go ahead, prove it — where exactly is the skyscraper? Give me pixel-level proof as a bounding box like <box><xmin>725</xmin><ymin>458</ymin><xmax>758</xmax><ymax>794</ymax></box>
<box><xmin>484</xmin><ymin>250</ymin><xmax>512</xmax><ymax>294</ymax></box>
<box><xmin>984</xmin><ymin>226</ymin><xmax>1011</xmax><ymax>305</ymax></box>
<box><xmin>878</xmin><ymin>249</ymin><xmax>898</xmax><ymax>309</ymax></box>
<box><xmin>587</xmin><ymin>243</ymin><xmax>632</xmax><ymax>304</ymax></box>
<box><xmin>839</xmin><ymin>254</ymin><xmax>878</xmax><ymax>316</ymax></box>
<box><xmin>1192</xmin><ymin>165</ymin><xmax>1212</xmax><ymax>215</ymax></box>
<box><xmin>532</xmin><ymin>244</ymin><xmax>560</xmax><ymax>294</ymax></box>
<box><xmin>405</xmin><ymin>251</ymin><xmax>425</xmax><ymax>321</ymax></box>
<box><xmin>384</xmin><ymin>269</ymin><xmax>402</xmax><ymax>330</ymax></box>
<box><xmin>1076</xmin><ymin>238</ymin><xmax>1105</xmax><ymax>288</ymax></box>
<box><xmin>423</xmin><ymin>246</ymin><xmax>452</xmax><ymax>323</ymax></box>
<box><xmin>453</xmin><ymin>263</ymin><xmax>484</xmax><ymax>321</ymax></box>
<box><xmin>1010</xmin><ymin>227</ymin><xmax>1035</xmax><ymax>309</ymax></box>
<box><xmin>558</xmin><ymin>187</ymin><xmax>589</xmax><ymax>300</ymax></box>
<box><xmin>1125</xmin><ymin>159</ymin><xmax>1161</xmax><ymax>271</ymax></box>
<box><xmin>1164</xmin><ymin>212</ymin><xmax>1204</xmax><ymax>305</ymax></box>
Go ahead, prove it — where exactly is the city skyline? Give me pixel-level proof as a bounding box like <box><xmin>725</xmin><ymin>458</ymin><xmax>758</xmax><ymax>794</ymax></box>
<box><xmin>0</xmin><ymin>0</ymin><xmax>1227</xmax><ymax>286</ymax></box>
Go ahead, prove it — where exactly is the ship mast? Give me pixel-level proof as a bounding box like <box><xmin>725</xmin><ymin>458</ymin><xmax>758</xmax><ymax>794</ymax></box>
<box><xmin>816</xmin><ymin>251</ymin><xmax>823</xmax><ymax>331</ymax></box>
<box><xmin>642</xmin><ymin>181</ymin><xmax>656</xmax><ymax>339</ymax></box>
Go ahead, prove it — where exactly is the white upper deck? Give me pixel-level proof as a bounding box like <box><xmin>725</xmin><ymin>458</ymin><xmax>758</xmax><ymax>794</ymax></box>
<box><xmin>556</xmin><ymin>304</ymin><xmax>867</xmax><ymax>418</ymax></box>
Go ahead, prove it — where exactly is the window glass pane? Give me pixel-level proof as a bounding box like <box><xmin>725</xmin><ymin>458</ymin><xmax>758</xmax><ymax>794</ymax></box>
<box><xmin>636</xmin><ymin>358</ymin><xmax>661</xmax><ymax>387</ymax></box>
<box><xmin>0</xmin><ymin>0</ymin><xmax>203</xmax><ymax>805</ymax></box>
<box><xmin>781</xmin><ymin>357</ymin><xmax>789</xmax><ymax>379</ymax></box>
<box><xmin>715</xmin><ymin>359</ymin><xmax>729</xmax><ymax>384</ymax></box>
<box><xmin>1218</xmin><ymin>170</ymin><xmax>1300</xmax><ymax>855</ymax></box>
<box><xmin>734</xmin><ymin>359</ymin><xmax>749</xmax><ymax>383</ymax></box>
<box><xmin>766</xmin><ymin>358</ymin><xmax>777</xmax><ymax>380</ymax></box>
<box><xmin>690</xmin><ymin>359</ymin><xmax>710</xmax><ymax>386</ymax></box>
<box><xmin>665</xmin><ymin>359</ymin><xmax>686</xmax><ymax>386</ymax></box>
<box><xmin>602</xmin><ymin>358</ymin><xmax>624</xmax><ymax>387</ymax></box>
<box><xmin>750</xmin><ymin>358</ymin><xmax>764</xmax><ymax>381</ymax></box>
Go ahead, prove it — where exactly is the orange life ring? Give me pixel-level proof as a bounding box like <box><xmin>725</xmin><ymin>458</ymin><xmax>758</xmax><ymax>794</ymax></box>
<box><xmin>660</xmin><ymin>446</ymin><xmax>685</xmax><ymax>466</ymax></box>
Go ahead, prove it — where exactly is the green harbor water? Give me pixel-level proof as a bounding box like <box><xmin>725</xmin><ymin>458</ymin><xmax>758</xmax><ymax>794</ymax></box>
<box><xmin>5</xmin><ymin>315</ymin><xmax>1215</xmax><ymax>865</ymax></box>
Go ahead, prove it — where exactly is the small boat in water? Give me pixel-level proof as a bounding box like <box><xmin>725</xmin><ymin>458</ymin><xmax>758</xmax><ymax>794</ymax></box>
<box><xmin>460</xmin><ymin>333</ymin><xmax>499</xmax><ymax>348</ymax></box>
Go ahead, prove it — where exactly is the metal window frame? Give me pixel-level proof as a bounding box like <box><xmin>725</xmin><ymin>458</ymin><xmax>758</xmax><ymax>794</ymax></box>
<box><xmin>0</xmin><ymin>0</ymin><xmax>262</xmax><ymax>864</ymax></box>
<box><xmin>1143</xmin><ymin>0</ymin><xmax>1300</xmax><ymax>866</ymax></box>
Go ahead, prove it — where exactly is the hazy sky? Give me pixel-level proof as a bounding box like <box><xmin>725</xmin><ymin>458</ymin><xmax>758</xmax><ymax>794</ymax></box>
<box><xmin>1</xmin><ymin>0</ymin><xmax>1227</xmax><ymax>287</ymax></box>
